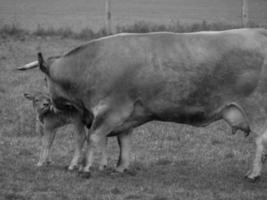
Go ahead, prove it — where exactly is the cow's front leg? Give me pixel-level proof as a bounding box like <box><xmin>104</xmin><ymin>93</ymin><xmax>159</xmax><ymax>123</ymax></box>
<box><xmin>37</xmin><ymin>128</ymin><xmax>56</xmax><ymax>167</ymax></box>
<box><xmin>245</xmin><ymin>130</ymin><xmax>267</xmax><ymax>182</ymax></box>
<box><xmin>116</xmin><ymin>130</ymin><xmax>132</xmax><ymax>172</ymax></box>
<box><xmin>68</xmin><ymin>123</ymin><xmax>86</xmax><ymax>171</ymax></box>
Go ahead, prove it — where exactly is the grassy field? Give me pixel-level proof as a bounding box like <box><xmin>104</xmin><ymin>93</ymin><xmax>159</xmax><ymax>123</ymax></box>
<box><xmin>1</xmin><ymin>0</ymin><xmax>267</xmax><ymax>31</ymax></box>
<box><xmin>1</xmin><ymin>34</ymin><xmax>267</xmax><ymax>200</ymax></box>
<box><xmin>1</xmin><ymin>1</ymin><xmax>267</xmax><ymax>199</ymax></box>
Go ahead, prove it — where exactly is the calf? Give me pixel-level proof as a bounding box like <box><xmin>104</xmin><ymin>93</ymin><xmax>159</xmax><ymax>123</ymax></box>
<box><xmin>24</xmin><ymin>92</ymin><xmax>95</xmax><ymax>170</ymax></box>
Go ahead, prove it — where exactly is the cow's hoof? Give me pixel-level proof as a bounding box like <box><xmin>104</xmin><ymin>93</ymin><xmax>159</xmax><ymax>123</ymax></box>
<box><xmin>64</xmin><ymin>165</ymin><xmax>77</xmax><ymax>171</ymax></box>
<box><xmin>67</xmin><ymin>165</ymin><xmax>79</xmax><ymax>171</ymax></box>
<box><xmin>36</xmin><ymin>163</ymin><xmax>43</xmax><ymax>167</ymax></box>
<box><xmin>46</xmin><ymin>160</ymin><xmax>52</xmax><ymax>165</ymax></box>
<box><xmin>79</xmin><ymin>171</ymin><xmax>91</xmax><ymax>179</ymax></box>
<box><xmin>124</xmin><ymin>169</ymin><xmax>137</xmax><ymax>176</ymax></box>
<box><xmin>115</xmin><ymin>168</ymin><xmax>125</xmax><ymax>173</ymax></box>
<box><xmin>113</xmin><ymin>168</ymin><xmax>136</xmax><ymax>176</ymax></box>
<box><xmin>99</xmin><ymin>165</ymin><xmax>107</xmax><ymax>171</ymax></box>
<box><xmin>115</xmin><ymin>166</ymin><xmax>129</xmax><ymax>173</ymax></box>
<box><xmin>36</xmin><ymin>162</ymin><xmax>47</xmax><ymax>167</ymax></box>
<box><xmin>244</xmin><ymin>175</ymin><xmax>260</xmax><ymax>183</ymax></box>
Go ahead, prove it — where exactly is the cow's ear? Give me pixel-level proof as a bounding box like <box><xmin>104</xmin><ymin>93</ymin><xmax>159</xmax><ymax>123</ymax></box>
<box><xmin>24</xmin><ymin>93</ymin><xmax>34</xmax><ymax>100</ymax></box>
<box><xmin>38</xmin><ymin>52</ymin><xmax>50</xmax><ymax>76</ymax></box>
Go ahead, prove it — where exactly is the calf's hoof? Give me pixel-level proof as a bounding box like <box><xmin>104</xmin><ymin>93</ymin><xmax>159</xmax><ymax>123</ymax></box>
<box><xmin>36</xmin><ymin>160</ymin><xmax>52</xmax><ymax>167</ymax></box>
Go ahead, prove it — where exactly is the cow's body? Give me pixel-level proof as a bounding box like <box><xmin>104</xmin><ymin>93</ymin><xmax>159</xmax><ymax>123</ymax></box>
<box><xmin>37</xmin><ymin>28</ymin><xmax>267</xmax><ymax>180</ymax></box>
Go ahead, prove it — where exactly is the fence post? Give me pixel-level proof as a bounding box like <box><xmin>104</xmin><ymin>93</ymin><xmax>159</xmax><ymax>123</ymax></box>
<box><xmin>242</xmin><ymin>0</ymin><xmax>248</xmax><ymax>27</ymax></box>
<box><xmin>105</xmin><ymin>0</ymin><xmax>112</xmax><ymax>34</ymax></box>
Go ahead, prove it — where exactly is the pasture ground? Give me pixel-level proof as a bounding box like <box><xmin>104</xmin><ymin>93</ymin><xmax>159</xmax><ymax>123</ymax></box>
<box><xmin>1</xmin><ymin>35</ymin><xmax>267</xmax><ymax>200</ymax></box>
<box><xmin>1</xmin><ymin>0</ymin><xmax>267</xmax><ymax>32</ymax></box>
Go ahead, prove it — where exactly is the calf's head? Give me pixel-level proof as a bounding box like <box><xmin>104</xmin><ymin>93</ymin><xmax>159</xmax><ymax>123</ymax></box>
<box><xmin>24</xmin><ymin>92</ymin><xmax>51</xmax><ymax>116</ymax></box>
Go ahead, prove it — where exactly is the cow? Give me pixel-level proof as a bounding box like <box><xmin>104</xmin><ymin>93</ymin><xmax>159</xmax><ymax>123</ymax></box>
<box><xmin>22</xmin><ymin>28</ymin><xmax>267</xmax><ymax>181</ymax></box>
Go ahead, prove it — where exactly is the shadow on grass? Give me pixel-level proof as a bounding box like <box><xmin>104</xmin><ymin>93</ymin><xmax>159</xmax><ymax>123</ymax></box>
<box><xmin>2</xmin><ymin>152</ymin><xmax>267</xmax><ymax>200</ymax></box>
<box><xmin>111</xmin><ymin>159</ymin><xmax>267</xmax><ymax>193</ymax></box>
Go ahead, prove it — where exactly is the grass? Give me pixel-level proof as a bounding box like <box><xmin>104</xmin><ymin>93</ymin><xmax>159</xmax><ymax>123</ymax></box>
<box><xmin>1</xmin><ymin>26</ymin><xmax>267</xmax><ymax>200</ymax></box>
<box><xmin>0</xmin><ymin>20</ymin><xmax>264</xmax><ymax>41</ymax></box>
<box><xmin>1</xmin><ymin>0</ymin><xmax>267</xmax><ymax>31</ymax></box>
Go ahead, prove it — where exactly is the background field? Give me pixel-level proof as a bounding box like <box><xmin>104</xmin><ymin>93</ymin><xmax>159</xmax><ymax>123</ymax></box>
<box><xmin>1</xmin><ymin>0</ymin><xmax>267</xmax><ymax>31</ymax></box>
<box><xmin>1</xmin><ymin>0</ymin><xmax>267</xmax><ymax>200</ymax></box>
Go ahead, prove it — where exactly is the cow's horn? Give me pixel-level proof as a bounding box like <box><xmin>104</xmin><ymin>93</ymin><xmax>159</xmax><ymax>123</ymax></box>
<box><xmin>17</xmin><ymin>61</ymin><xmax>38</xmax><ymax>70</ymax></box>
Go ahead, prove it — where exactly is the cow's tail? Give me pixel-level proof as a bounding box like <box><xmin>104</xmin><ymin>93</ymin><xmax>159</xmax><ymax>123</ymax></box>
<box><xmin>18</xmin><ymin>53</ymin><xmax>60</xmax><ymax>73</ymax></box>
<box><xmin>17</xmin><ymin>52</ymin><xmax>49</xmax><ymax>74</ymax></box>
<box><xmin>17</xmin><ymin>60</ymin><xmax>38</xmax><ymax>70</ymax></box>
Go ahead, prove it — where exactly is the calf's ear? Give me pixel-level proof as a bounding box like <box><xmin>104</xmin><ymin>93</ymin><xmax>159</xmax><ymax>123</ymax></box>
<box><xmin>24</xmin><ymin>93</ymin><xmax>34</xmax><ymax>100</ymax></box>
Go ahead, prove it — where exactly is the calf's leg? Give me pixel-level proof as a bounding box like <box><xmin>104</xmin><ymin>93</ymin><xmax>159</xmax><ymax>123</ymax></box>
<box><xmin>37</xmin><ymin>127</ymin><xmax>56</xmax><ymax>167</ymax></box>
<box><xmin>68</xmin><ymin>122</ymin><xmax>86</xmax><ymax>170</ymax></box>
<box><xmin>99</xmin><ymin>136</ymin><xmax>108</xmax><ymax>171</ymax></box>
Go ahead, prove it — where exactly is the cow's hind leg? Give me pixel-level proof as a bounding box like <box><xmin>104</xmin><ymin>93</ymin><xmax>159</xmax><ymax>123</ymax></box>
<box><xmin>97</xmin><ymin>130</ymin><xmax>133</xmax><ymax>173</ymax></box>
<box><xmin>245</xmin><ymin>129</ymin><xmax>267</xmax><ymax>182</ymax></box>
<box><xmin>116</xmin><ymin>130</ymin><xmax>132</xmax><ymax>172</ymax></box>
<box><xmin>81</xmin><ymin>101</ymin><xmax>134</xmax><ymax>177</ymax></box>
<box><xmin>222</xmin><ymin>103</ymin><xmax>251</xmax><ymax>137</ymax></box>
